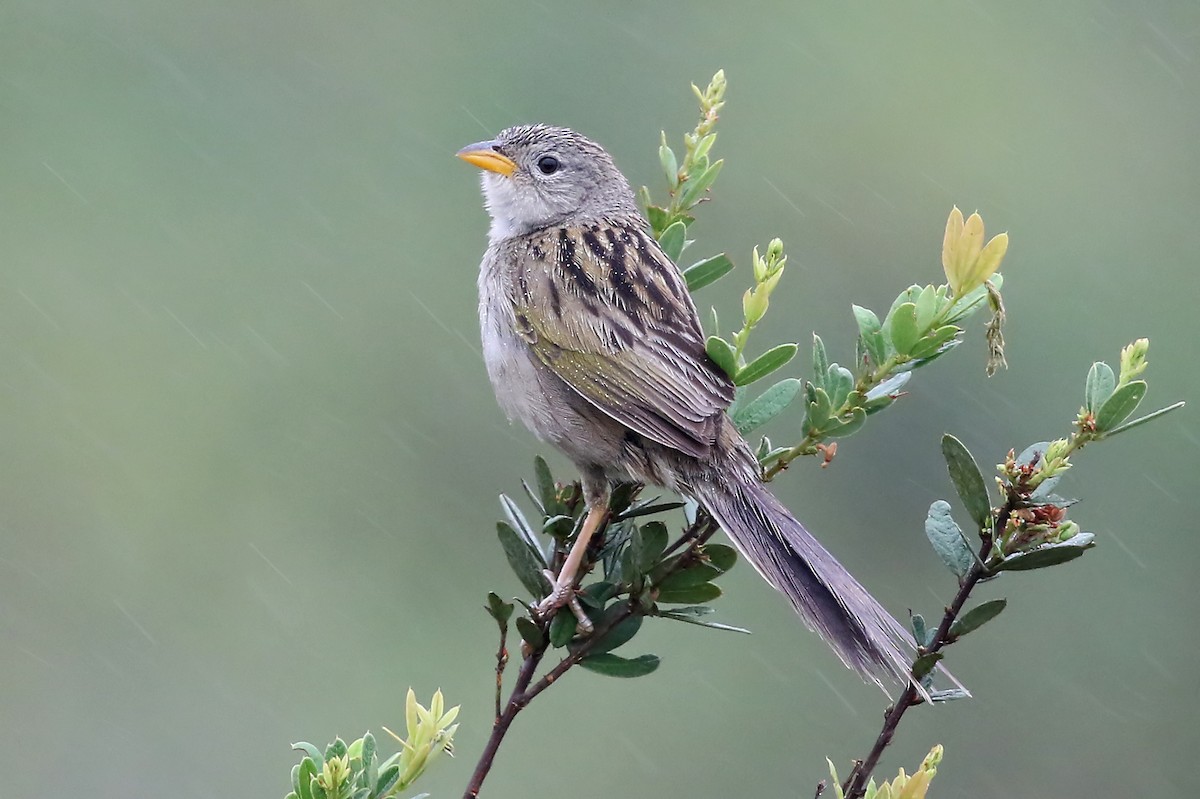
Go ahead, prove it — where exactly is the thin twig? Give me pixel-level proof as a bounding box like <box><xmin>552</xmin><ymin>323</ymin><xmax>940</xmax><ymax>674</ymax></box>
<box><xmin>661</xmin><ymin>512</ymin><xmax>719</xmax><ymax>557</ymax></box>
<box><xmin>462</xmin><ymin>603</ymin><xmax>636</xmax><ymax>799</ymax></box>
<box><xmin>493</xmin><ymin>624</ymin><xmax>508</xmax><ymax>723</ymax></box>
<box><xmin>839</xmin><ymin>493</ymin><xmax>1016</xmax><ymax>799</ymax></box>
<box><xmin>464</xmin><ymin>507</ymin><xmax>719</xmax><ymax>799</ymax></box>
<box><xmin>463</xmin><ymin>645</ymin><xmax>544</xmax><ymax>799</ymax></box>
<box><xmin>522</xmin><ymin>605</ymin><xmax>636</xmax><ymax>703</ymax></box>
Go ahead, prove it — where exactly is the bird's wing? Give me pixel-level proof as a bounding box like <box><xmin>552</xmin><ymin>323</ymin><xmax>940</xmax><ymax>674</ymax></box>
<box><xmin>508</xmin><ymin>223</ymin><xmax>734</xmax><ymax>458</ymax></box>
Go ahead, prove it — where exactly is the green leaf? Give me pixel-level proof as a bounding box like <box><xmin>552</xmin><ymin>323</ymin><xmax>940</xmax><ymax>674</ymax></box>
<box><xmin>614</xmin><ymin>500</ymin><xmax>686</xmax><ymax>521</ymax></box>
<box><xmin>885</xmin><ymin>284</ymin><xmax>922</xmax><ymax>322</ymax></box>
<box><xmin>646</xmin><ymin>204</ymin><xmax>668</xmax><ymax>234</ymax></box>
<box><xmin>824</xmin><ymin>365</ymin><xmax>855</xmax><ymax>411</ymax></box>
<box><xmin>499</xmin><ymin>494</ymin><xmax>544</xmax><ymax>562</ymax></box>
<box><xmin>1102</xmin><ymin>400</ymin><xmax>1186</xmax><ymax>438</ymax></box>
<box><xmin>908</xmin><ymin>325</ymin><xmax>961</xmax><ymax>361</ymax></box>
<box><xmin>925</xmin><ymin>500</ymin><xmax>973</xmax><ymax>578</ymax></box>
<box><xmin>485</xmin><ymin>591</ymin><xmax>515</xmax><ymax>626</ymax></box>
<box><xmin>293</xmin><ymin>743</ymin><xmax>324</xmax><ymax>767</ymax></box>
<box><xmin>703</xmin><ymin>543</ymin><xmax>738</xmax><ymax>573</ymax></box>
<box><xmin>520</xmin><ymin>481</ymin><xmax>545</xmax><ymax>516</ymax></box>
<box><xmin>854</xmin><ymin>304</ymin><xmax>883</xmax><ymax>347</ymax></box>
<box><xmin>656</xmin><ymin>582</ymin><xmax>722</xmax><ymax>604</ymax></box>
<box><xmin>541</xmin><ymin>514</ymin><xmax>575</xmax><ymax>540</ymax></box>
<box><xmin>949</xmin><ymin>598</ymin><xmax>1007</xmax><ymax>639</ymax></box>
<box><xmin>1059</xmin><ymin>531</ymin><xmax>1096</xmax><ymax>548</ymax></box>
<box><xmin>854</xmin><ymin>334</ymin><xmax>870</xmax><ymax>377</ymax></box>
<box><xmin>852</xmin><ymin>304</ymin><xmax>886</xmax><ymax>366</ymax></box>
<box><xmin>941</xmin><ymin>434</ymin><xmax>992</xmax><ymax>530</ymax></box>
<box><xmin>735</xmin><ymin>343</ymin><xmax>798</xmax><ymax>386</ymax></box>
<box><xmin>549</xmin><ymin>609</ymin><xmax>578</xmax><ymax>647</ymax></box>
<box><xmin>812</xmin><ymin>335</ymin><xmax>829</xmax><ymax>392</ymax></box>
<box><xmin>360</xmin><ymin>732</ymin><xmax>377</xmax><ymax>784</ymax></box>
<box><xmin>297</xmin><ymin>757</ymin><xmax>318</xmax><ymax>799</ymax></box>
<box><xmin>586</xmin><ymin>608</ymin><xmax>643</xmax><ymax>654</ymax></box>
<box><xmin>911</xmin><ymin>613</ymin><xmax>929</xmax><ymax>648</ymax></box>
<box><xmin>659</xmin><ymin>142</ymin><xmax>678</xmax><ymax>187</ymax></box>
<box><xmin>1095</xmin><ymin>380</ymin><xmax>1147</xmax><ymax>432</ymax></box>
<box><xmin>992</xmin><ymin>543</ymin><xmax>1090</xmax><ymax>572</ymax></box>
<box><xmin>914</xmin><ymin>284</ymin><xmax>939</xmax><ymax>331</ymax></box>
<box><xmin>887</xmin><ymin>302</ymin><xmax>921</xmax><ymax>355</ymax></box>
<box><xmin>864</xmin><ymin>371</ymin><xmax>911</xmax><ymax>402</ymax></box>
<box><xmin>515</xmin><ymin>616</ymin><xmax>546</xmax><ymax>647</ymax></box>
<box><xmin>601</xmin><ymin>527</ymin><xmax>633</xmax><ymax>581</ymax></box>
<box><xmin>802</xmin><ymin>385</ymin><xmax>834</xmax><ymax>434</ymax></box>
<box><xmin>656</xmin><ymin>562</ymin><xmax>722</xmax><ymax>590</ymax></box>
<box><xmin>679</xmin><ymin>159</ymin><xmax>723</xmax><ymax>208</ymax></box>
<box><xmin>822</xmin><ymin>407</ymin><xmax>867</xmax><ymax>439</ymax></box>
<box><xmin>1084</xmin><ymin>362</ymin><xmax>1116</xmax><ymax>413</ymax></box>
<box><xmin>325</xmin><ymin>737</ymin><xmax>347</xmax><ymax>763</ymax></box>
<box><xmin>929</xmin><ymin>688</ymin><xmax>971</xmax><ymax>703</ymax></box>
<box><xmin>733</xmin><ymin>378</ymin><xmax>802</xmax><ymax>435</ymax></box>
<box><xmin>827</xmin><ymin>758</ymin><xmax>841</xmax><ymax>790</ymax></box>
<box><xmin>632</xmin><ymin>521</ymin><xmax>669</xmax><ymax>574</ymax></box>
<box><xmin>608</xmin><ymin>482</ymin><xmax>641</xmax><ymax>516</ymax></box>
<box><xmin>533</xmin><ymin>456</ymin><xmax>558</xmax><ymax>513</ymax></box>
<box><xmin>683</xmin><ymin>253</ymin><xmax>734</xmax><ymax>292</ymax></box>
<box><xmin>863</xmin><ymin>394</ymin><xmax>895</xmax><ymax>416</ymax></box>
<box><xmin>853</xmin><ymin>304</ymin><xmax>881</xmax><ymax>336</ymax></box>
<box><xmin>658</xmin><ymin>220</ymin><xmax>687</xmax><ymax>261</ymax></box>
<box><xmin>910</xmin><ymin>336</ymin><xmax>961</xmax><ymax>367</ymax></box>
<box><xmin>497</xmin><ymin>522</ymin><xmax>551</xmax><ymax>597</ymax></box>
<box><xmin>653</xmin><ymin>604</ymin><xmax>712</xmax><ymax>618</ymax></box>
<box><xmin>705</xmin><ymin>335</ymin><xmax>738</xmax><ymax>378</ymax></box>
<box><xmin>375</xmin><ymin>764</ymin><xmax>400</xmax><ymax>797</ymax></box>
<box><xmin>578</xmin><ymin>581</ymin><xmax>619</xmax><ymax>609</ymax></box>
<box><xmin>618</xmin><ymin>546</ymin><xmax>636</xmax><ymax>586</ymax></box>
<box><xmin>578</xmin><ymin>652</ymin><xmax>661</xmax><ymax>678</ymax></box>
<box><xmin>912</xmin><ymin>651</ymin><xmax>944</xmax><ymax>680</ymax></box>
<box><xmin>659</xmin><ymin>610</ymin><xmax>751</xmax><ymax>634</ymax></box>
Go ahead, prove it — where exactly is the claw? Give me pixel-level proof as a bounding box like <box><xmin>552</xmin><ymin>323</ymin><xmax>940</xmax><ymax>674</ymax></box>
<box><xmin>566</xmin><ymin>593</ymin><xmax>594</xmax><ymax>633</ymax></box>
<box><xmin>531</xmin><ymin>504</ymin><xmax>607</xmax><ymax>635</ymax></box>
<box><xmin>534</xmin><ymin>570</ymin><xmax>594</xmax><ymax>634</ymax></box>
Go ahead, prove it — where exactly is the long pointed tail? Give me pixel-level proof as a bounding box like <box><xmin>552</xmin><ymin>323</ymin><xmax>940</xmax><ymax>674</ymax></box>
<box><xmin>694</xmin><ymin>475</ymin><xmax>932</xmax><ymax>692</ymax></box>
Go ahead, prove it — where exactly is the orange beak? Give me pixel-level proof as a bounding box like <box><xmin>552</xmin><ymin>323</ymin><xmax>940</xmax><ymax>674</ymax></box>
<box><xmin>456</xmin><ymin>140</ymin><xmax>517</xmax><ymax>177</ymax></box>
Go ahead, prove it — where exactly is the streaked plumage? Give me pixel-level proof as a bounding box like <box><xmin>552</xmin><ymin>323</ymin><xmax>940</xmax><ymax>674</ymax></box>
<box><xmin>462</xmin><ymin>124</ymin><xmax>927</xmax><ymax>690</ymax></box>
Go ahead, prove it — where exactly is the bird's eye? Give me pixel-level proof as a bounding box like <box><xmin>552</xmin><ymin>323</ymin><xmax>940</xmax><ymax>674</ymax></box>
<box><xmin>536</xmin><ymin>155</ymin><xmax>560</xmax><ymax>175</ymax></box>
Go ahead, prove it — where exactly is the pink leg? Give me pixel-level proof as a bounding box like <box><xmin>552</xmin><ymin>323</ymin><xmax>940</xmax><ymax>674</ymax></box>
<box><xmin>534</xmin><ymin>504</ymin><xmax>607</xmax><ymax>630</ymax></box>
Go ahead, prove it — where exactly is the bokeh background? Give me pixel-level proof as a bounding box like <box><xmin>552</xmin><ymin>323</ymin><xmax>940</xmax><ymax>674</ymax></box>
<box><xmin>3</xmin><ymin>1</ymin><xmax>1198</xmax><ymax>796</ymax></box>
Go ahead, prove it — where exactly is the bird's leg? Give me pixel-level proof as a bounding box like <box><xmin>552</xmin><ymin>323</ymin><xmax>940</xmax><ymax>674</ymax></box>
<box><xmin>535</xmin><ymin>494</ymin><xmax>608</xmax><ymax>632</ymax></box>
<box><xmin>534</xmin><ymin>473</ymin><xmax>609</xmax><ymax>631</ymax></box>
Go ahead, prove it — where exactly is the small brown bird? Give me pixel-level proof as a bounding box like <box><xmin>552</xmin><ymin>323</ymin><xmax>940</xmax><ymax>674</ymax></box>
<box><xmin>459</xmin><ymin>124</ymin><xmax>915</xmax><ymax>689</ymax></box>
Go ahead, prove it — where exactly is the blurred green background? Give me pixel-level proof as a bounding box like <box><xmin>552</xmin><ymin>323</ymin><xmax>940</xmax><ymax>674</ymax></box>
<box><xmin>2</xmin><ymin>1</ymin><xmax>1198</xmax><ymax>796</ymax></box>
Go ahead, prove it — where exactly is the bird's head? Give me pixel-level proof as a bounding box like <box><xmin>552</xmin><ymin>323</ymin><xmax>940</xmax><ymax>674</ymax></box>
<box><xmin>457</xmin><ymin>124</ymin><xmax>639</xmax><ymax>241</ymax></box>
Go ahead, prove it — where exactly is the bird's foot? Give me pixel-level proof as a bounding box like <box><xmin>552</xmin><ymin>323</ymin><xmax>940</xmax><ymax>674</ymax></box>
<box><xmin>535</xmin><ymin>569</ymin><xmax>594</xmax><ymax>634</ymax></box>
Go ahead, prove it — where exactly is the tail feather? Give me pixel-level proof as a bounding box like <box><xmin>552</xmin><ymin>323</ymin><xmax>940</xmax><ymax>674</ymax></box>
<box><xmin>694</xmin><ymin>476</ymin><xmax>954</xmax><ymax>694</ymax></box>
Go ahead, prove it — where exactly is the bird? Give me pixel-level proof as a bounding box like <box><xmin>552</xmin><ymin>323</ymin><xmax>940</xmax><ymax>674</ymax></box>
<box><xmin>458</xmin><ymin>124</ymin><xmax>919</xmax><ymax>690</ymax></box>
